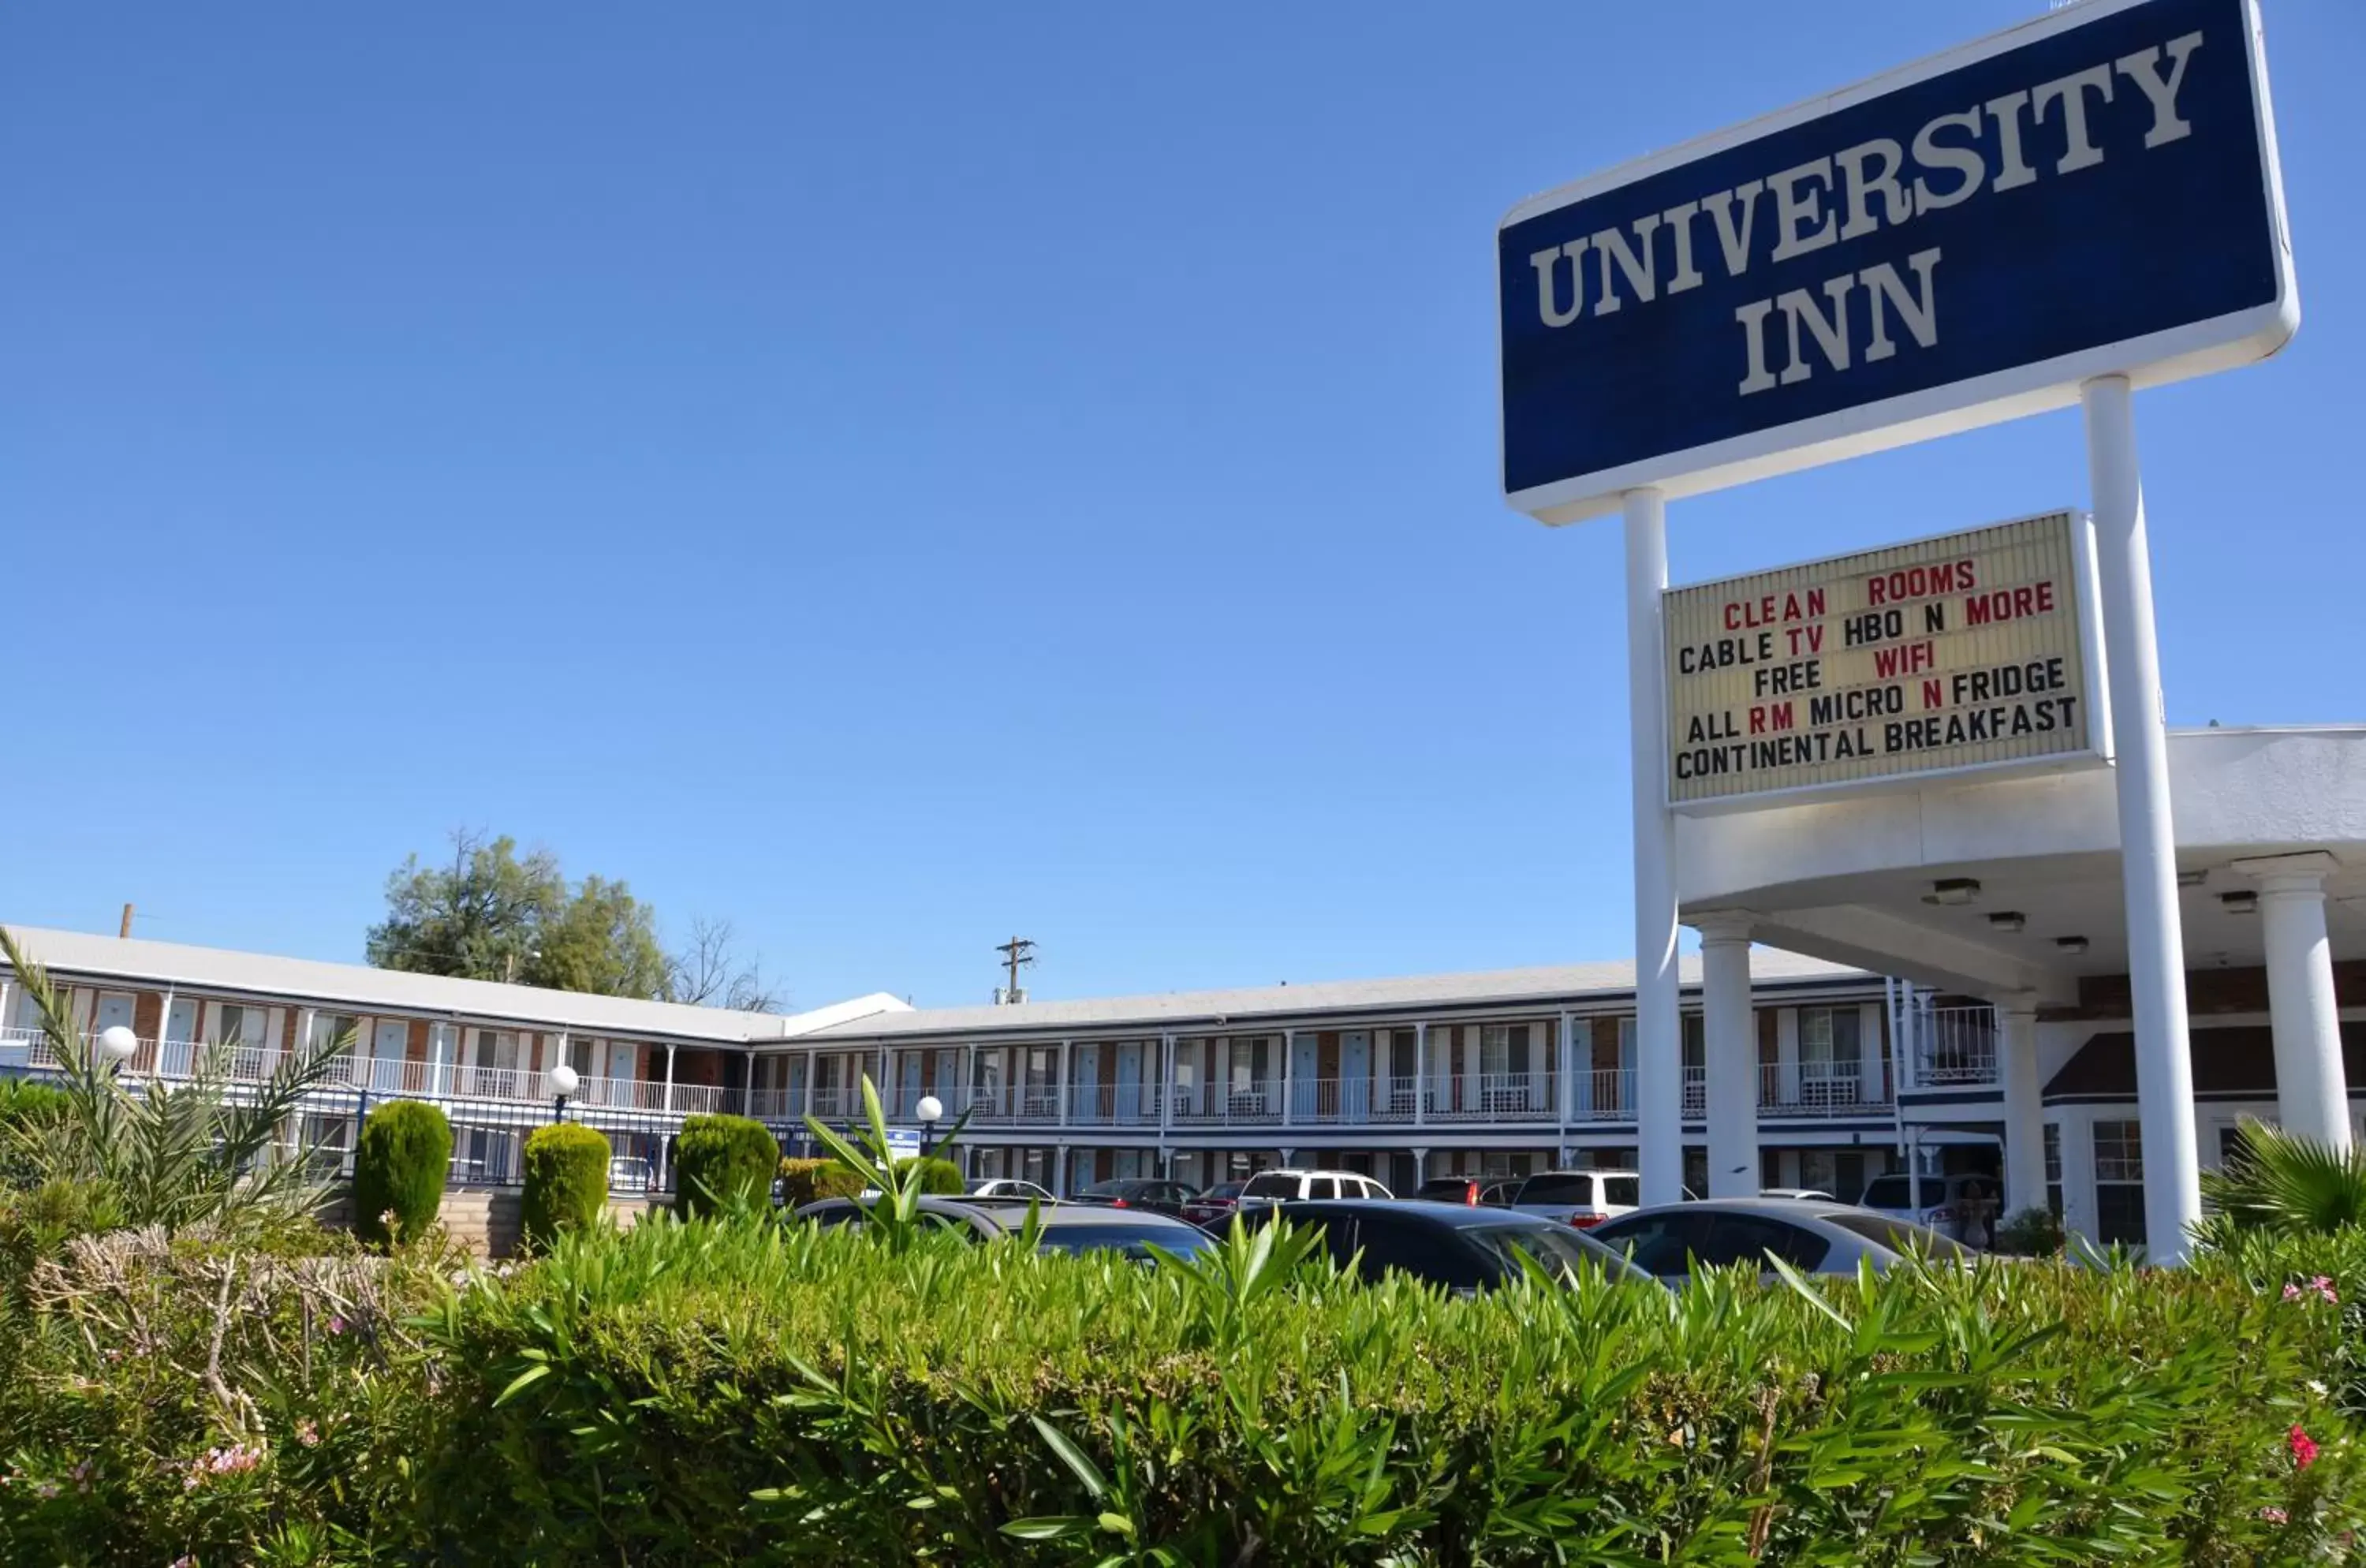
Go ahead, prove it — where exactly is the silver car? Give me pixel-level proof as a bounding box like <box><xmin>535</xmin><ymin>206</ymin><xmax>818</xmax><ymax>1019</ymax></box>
<box><xmin>1588</xmin><ymin>1197</ymin><xmax>1976</xmax><ymax>1279</ymax></box>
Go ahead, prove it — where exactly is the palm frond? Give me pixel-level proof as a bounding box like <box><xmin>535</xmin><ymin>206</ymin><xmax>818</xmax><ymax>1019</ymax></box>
<box><xmin>2200</xmin><ymin>1116</ymin><xmax>2366</xmax><ymax>1237</ymax></box>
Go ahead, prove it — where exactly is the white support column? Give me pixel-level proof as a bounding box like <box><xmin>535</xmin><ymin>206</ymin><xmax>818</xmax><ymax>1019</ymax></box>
<box><xmin>1413</xmin><ymin>1023</ymin><xmax>1428</xmax><ymax>1127</ymax></box>
<box><xmin>1281</xmin><ymin>1031</ymin><xmax>1296</xmax><ymax>1128</ymax></box>
<box><xmin>1556</xmin><ymin>1010</ymin><xmax>1574</xmax><ymax>1152</ymax></box>
<box><xmin>2235</xmin><ymin>852</ymin><xmax>2352</xmax><ymax>1151</ymax></box>
<box><xmin>802</xmin><ymin>1050</ymin><xmax>818</xmax><ymax>1120</ymax></box>
<box><xmin>2083</xmin><ymin>375</ymin><xmax>2200</xmax><ymax>1262</ymax></box>
<box><xmin>1159</xmin><ymin>1033</ymin><xmax>1176</xmax><ymax>1139</ymax></box>
<box><xmin>1696</xmin><ymin>915</ymin><xmax>1758</xmax><ymax>1199</ymax></box>
<box><xmin>2058</xmin><ymin>1112</ymin><xmax>2099</xmax><ymax>1247</ymax></box>
<box><xmin>1056</xmin><ymin>1039</ymin><xmax>1071</xmax><ymax>1129</ymax></box>
<box><xmin>1996</xmin><ymin>999</ymin><xmax>2047</xmax><ymax>1219</ymax></box>
<box><xmin>1625</xmin><ymin>485</ymin><xmax>1682</xmax><ymax>1207</ymax></box>
<box><xmin>964</xmin><ymin>1043</ymin><xmax>978</xmax><ymax>1121</ymax></box>
<box><xmin>663</xmin><ymin>1043</ymin><xmax>678</xmax><ymax>1114</ymax></box>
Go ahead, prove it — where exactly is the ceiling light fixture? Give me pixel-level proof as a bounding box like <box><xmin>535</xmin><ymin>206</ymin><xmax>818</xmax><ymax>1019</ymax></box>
<box><xmin>2220</xmin><ymin>890</ymin><xmax>2260</xmax><ymax>915</ymax></box>
<box><xmin>1924</xmin><ymin>877</ymin><xmax>1983</xmax><ymax>906</ymax></box>
<box><xmin>2177</xmin><ymin>868</ymin><xmax>2209</xmax><ymax>888</ymax></box>
<box><xmin>1987</xmin><ymin>912</ymin><xmax>2027</xmax><ymax>932</ymax></box>
<box><xmin>2054</xmin><ymin>936</ymin><xmax>2090</xmax><ymax>954</ymax></box>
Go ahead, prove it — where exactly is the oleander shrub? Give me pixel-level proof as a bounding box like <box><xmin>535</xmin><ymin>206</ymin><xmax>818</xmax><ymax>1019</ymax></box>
<box><xmin>520</xmin><ymin>1123</ymin><xmax>610</xmax><ymax>1251</ymax></box>
<box><xmin>674</xmin><ymin>1114</ymin><xmax>779</xmax><ymax>1217</ymax></box>
<box><xmin>0</xmin><ymin>1077</ymin><xmax>69</xmax><ymax>1190</ymax></box>
<box><xmin>778</xmin><ymin>1156</ymin><xmax>864</xmax><ymax>1207</ymax></box>
<box><xmin>0</xmin><ymin>1225</ymin><xmax>445</xmax><ymax>1566</ymax></box>
<box><xmin>412</xmin><ymin>1211</ymin><xmax>2366</xmax><ymax>1564</ymax></box>
<box><xmin>892</xmin><ymin>1155</ymin><xmax>962</xmax><ymax>1195</ymax></box>
<box><xmin>353</xmin><ymin>1099</ymin><xmax>453</xmax><ymax>1247</ymax></box>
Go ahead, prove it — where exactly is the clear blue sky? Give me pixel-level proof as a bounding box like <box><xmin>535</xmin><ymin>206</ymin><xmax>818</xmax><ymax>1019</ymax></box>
<box><xmin>5</xmin><ymin>2</ymin><xmax>2359</xmax><ymax>1011</ymax></box>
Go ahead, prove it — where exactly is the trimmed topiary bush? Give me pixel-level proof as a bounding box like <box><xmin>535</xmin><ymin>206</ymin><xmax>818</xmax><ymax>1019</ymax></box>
<box><xmin>521</xmin><ymin>1122</ymin><xmax>610</xmax><ymax>1251</ymax></box>
<box><xmin>353</xmin><ymin>1099</ymin><xmax>453</xmax><ymax>1247</ymax></box>
<box><xmin>778</xmin><ymin>1157</ymin><xmax>865</xmax><ymax>1207</ymax></box>
<box><xmin>675</xmin><ymin>1114</ymin><xmax>780</xmax><ymax>1218</ymax></box>
<box><xmin>893</xmin><ymin>1155</ymin><xmax>962</xmax><ymax>1196</ymax></box>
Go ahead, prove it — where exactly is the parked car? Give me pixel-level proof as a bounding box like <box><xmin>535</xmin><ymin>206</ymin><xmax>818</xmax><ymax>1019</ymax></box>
<box><xmin>1413</xmin><ymin>1176</ymin><xmax>1521</xmax><ymax>1207</ymax></box>
<box><xmin>964</xmin><ymin>1178</ymin><xmax>1056</xmax><ymax>1202</ymax></box>
<box><xmin>1237</xmin><ymin>1169</ymin><xmax>1394</xmax><ymax>1210</ymax></box>
<box><xmin>795</xmin><ymin>1196</ymin><xmax>1215</xmax><ymax>1261</ymax></box>
<box><xmin>1181</xmin><ymin>1180</ymin><xmax>1250</xmax><ymax>1230</ymax></box>
<box><xmin>1240</xmin><ymin>1200</ymin><xmax>1653</xmax><ymax>1291</ymax></box>
<box><xmin>1759</xmin><ymin>1187</ymin><xmax>1837</xmax><ymax>1202</ymax></box>
<box><xmin>1857</xmin><ymin>1173</ymin><xmax>2002</xmax><ymax>1248</ymax></box>
<box><xmin>1590</xmin><ymin>1198</ymin><xmax>1975</xmax><ymax>1280</ymax></box>
<box><xmin>1504</xmin><ymin>1168</ymin><xmax>1642</xmax><ymax>1230</ymax></box>
<box><xmin>607</xmin><ymin>1156</ymin><xmax>655</xmax><ymax>1194</ymax></box>
<box><xmin>1074</xmin><ymin>1178</ymin><xmax>1196</xmax><ymax>1216</ymax></box>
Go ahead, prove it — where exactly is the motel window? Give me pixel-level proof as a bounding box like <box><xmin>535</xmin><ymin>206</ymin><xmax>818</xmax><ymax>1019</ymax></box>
<box><xmin>2092</xmin><ymin>1118</ymin><xmax>2146</xmax><ymax>1249</ymax></box>
<box><xmin>2043</xmin><ymin>1123</ymin><xmax>2064</xmax><ymax>1219</ymax></box>
<box><xmin>1798</xmin><ymin>1008</ymin><xmax>1861</xmax><ymax>1079</ymax></box>
<box><xmin>1480</xmin><ymin>1025</ymin><xmax>1510</xmax><ymax>1080</ymax></box>
<box><xmin>307</xmin><ymin>1013</ymin><xmax>360</xmax><ymax>1055</ymax></box>
<box><xmin>218</xmin><ymin>1004</ymin><xmax>267</xmax><ymax>1047</ymax></box>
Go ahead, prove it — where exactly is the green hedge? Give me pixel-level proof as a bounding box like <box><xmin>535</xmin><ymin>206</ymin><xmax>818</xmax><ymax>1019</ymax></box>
<box><xmin>0</xmin><ymin>1078</ymin><xmax>67</xmax><ymax>1191</ymax></box>
<box><xmin>892</xmin><ymin>1155</ymin><xmax>962</xmax><ymax>1195</ymax></box>
<box><xmin>520</xmin><ymin>1122</ymin><xmax>609</xmax><ymax>1251</ymax></box>
<box><xmin>778</xmin><ymin>1156</ymin><xmax>864</xmax><ymax>1207</ymax></box>
<box><xmin>409</xmin><ymin>1213</ymin><xmax>2366</xmax><ymax>1563</ymax></box>
<box><xmin>674</xmin><ymin>1114</ymin><xmax>778</xmax><ymax>1217</ymax></box>
<box><xmin>353</xmin><ymin>1099</ymin><xmax>453</xmax><ymax>1246</ymax></box>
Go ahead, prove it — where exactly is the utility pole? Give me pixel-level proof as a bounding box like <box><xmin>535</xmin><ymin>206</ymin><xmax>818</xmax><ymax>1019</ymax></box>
<box><xmin>118</xmin><ymin>903</ymin><xmax>135</xmax><ymax>939</ymax></box>
<box><xmin>995</xmin><ymin>937</ymin><xmax>1036</xmax><ymax>1005</ymax></box>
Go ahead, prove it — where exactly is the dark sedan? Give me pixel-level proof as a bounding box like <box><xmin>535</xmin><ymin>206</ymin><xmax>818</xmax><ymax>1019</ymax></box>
<box><xmin>1074</xmin><ymin>1178</ymin><xmax>1196</xmax><ymax>1217</ymax></box>
<box><xmin>1240</xmin><ymin>1199</ymin><xmax>1652</xmax><ymax>1291</ymax></box>
<box><xmin>795</xmin><ymin>1196</ymin><xmax>1216</xmax><ymax>1262</ymax></box>
<box><xmin>1180</xmin><ymin>1181</ymin><xmax>1249</xmax><ymax>1230</ymax></box>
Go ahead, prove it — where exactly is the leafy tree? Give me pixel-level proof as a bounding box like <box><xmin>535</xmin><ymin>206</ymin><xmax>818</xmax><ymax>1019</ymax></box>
<box><xmin>535</xmin><ymin>875</ymin><xmax>670</xmax><ymax>999</ymax></box>
<box><xmin>366</xmin><ymin>830</ymin><xmax>563</xmax><ymax>985</ymax></box>
<box><xmin>366</xmin><ymin>830</ymin><xmax>721</xmax><ymax>1005</ymax></box>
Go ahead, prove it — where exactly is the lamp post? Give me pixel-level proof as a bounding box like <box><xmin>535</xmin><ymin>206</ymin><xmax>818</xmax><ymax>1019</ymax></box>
<box><xmin>97</xmin><ymin>1025</ymin><xmax>139</xmax><ymax>1077</ymax></box>
<box><xmin>915</xmin><ymin>1094</ymin><xmax>944</xmax><ymax>1159</ymax></box>
<box><xmin>549</xmin><ymin>1062</ymin><xmax>580</xmax><ymax>1125</ymax></box>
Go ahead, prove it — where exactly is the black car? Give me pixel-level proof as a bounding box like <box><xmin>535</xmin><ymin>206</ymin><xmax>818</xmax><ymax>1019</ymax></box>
<box><xmin>1074</xmin><ymin>1178</ymin><xmax>1196</xmax><ymax>1217</ymax></box>
<box><xmin>795</xmin><ymin>1196</ymin><xmax>1216</xmax><ymax>1262</ymax></box>
<box><xmin>1239</xmin><ymin>1199</ymin><xmax>1651</xmax><ymax>1291</ymax></box>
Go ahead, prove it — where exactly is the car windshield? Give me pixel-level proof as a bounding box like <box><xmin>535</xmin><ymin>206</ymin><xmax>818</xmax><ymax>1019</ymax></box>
<box><xmin>1195</xmin><ymin>1182</ymin><xmax>1245</xmax><ymax>1201</ymax></box>
<box><xmin>1860</xmin><ymin>1175</ymin><xmax>1946</xmax><ymax>1209</ymax></box>
<box><xmin>1515</xmin><ymin>1174</ymin><xmax>1592</xmax><ymax>1204</ymax></box>
<box><xmin>1820</xmin><ymin>1212</ymin><xmax>1977</xmax><ymax>1261</ymax></box>
<box><xmin>1034</xmin><ymin>1221</ymin><xmax>1215</xmax><ymax>1262</ymax></box>
<box><xmin>1464</xmin><ymin>1223</ymin><xmax>1640</xmax><ymax>1282</ymax></box>
<box><xmin>1079</xmin><ymin>1180</ymin><xmax>1136</xmax><ymax>1197</ymax></box>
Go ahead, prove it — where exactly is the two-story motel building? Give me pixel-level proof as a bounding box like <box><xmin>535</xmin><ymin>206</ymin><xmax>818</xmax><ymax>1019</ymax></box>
<box><xmin>21</xmin><ymin>913</ymin><xmax>2331</xmax><ymax>1241</ymax></box>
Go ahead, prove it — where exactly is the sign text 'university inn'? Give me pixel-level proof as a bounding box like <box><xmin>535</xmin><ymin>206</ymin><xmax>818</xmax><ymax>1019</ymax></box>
<box><xmin>1663</xmin><ymin>512</ymin><xmax>2102</xmax><ymax>805</ymax></box>
<box><xmin>1499</xmin><ymin>0</ymin><xmax>2286</xmax><ymax>513</ymax></box>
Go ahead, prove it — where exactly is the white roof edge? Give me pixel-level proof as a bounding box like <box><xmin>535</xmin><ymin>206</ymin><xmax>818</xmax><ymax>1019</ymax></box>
<box><xmin>0</xmin><ymin>923</ymin><xmax>901</xmax><ymax>1047</ymax></box>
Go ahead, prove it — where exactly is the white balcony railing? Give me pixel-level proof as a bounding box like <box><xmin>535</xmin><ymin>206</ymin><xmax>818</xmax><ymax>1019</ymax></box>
<box><xmin>1757</xmin><ymin>1063</ymin><xmax>1886</xmax><ymax>1118</ymax></box>
<box><xmin>1573</xmin><ymin>1066</ymin><xmax>1634</xmax><ymax>1122</ymax></box>
<box><xmin>1913</xmin><ymin>1005</ymin><xmax>2000</xmax><ymax>1085</ymax></box>
<box><xmin>1426</xmin><ymin>1071</ymin><xmax>1555</xmax><ymax>1123</ymax></box>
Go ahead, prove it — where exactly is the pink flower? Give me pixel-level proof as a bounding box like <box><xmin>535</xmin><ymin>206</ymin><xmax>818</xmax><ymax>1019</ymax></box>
<box><xmin>2312</xmin><ymin>1275</ymin><xmax>2340</xmax><ymax>1305</ymax></box>
<box><xmin>2262</xmin><ymin>1506</ymin><xmax>2289</xmax><ymax>1525</ymax></box>
<box><xmin>2286</xmin><ymin>1282</ymin><xmax>2305</xmax><ymax>1302</ymax></box>
<box><xmin>295</xmin><ymin>1420</ymin><xmax>319</xmax><ymax>1448</ymax></box>
<box><xmin>2291</xmin><ymin>1425</ymin><xmax>2319</xmax><ymax>1470</ymax></box>
<box><xmin>325</xmin><ymin>1316</ymin><xmax>348</xmax><ymax>1336</ymax></box>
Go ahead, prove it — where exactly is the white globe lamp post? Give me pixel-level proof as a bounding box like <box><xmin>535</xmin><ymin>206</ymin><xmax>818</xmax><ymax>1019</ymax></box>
<box><xmin>549</xmin><ymin>1062</ymin><xmax>580</xmax><ymax>1122</ymax></box>
<box><xmin>915</xmin><ymin>1094</ymin><xmax>945</xmax><ymax>1158</ymax></box>
<box><xmin>97</xmin><ymin>1025</ymin><xmax>140</xmax><ymax>1070</ymax></box>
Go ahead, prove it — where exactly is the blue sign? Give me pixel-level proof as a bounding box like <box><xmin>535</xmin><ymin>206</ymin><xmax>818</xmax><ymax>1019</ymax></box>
<box><xmin>1499</xmin><ymin>0</ymin><xmax>2293</xmax><ymax>521</ymax></box>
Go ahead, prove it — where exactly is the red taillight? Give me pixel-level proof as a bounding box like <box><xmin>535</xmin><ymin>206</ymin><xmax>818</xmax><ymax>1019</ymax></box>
<box><xmin>1569</xmin><ymin>1212</ymin><xmax>1607</xmax><ymax>1230</ymax></box>
<box><xmin>1465</xmin><ymin>1186</ymin><xmax>1480</xmax><ymax>1208</ymax></box>
<box><xmin>1111</xmin><ymin>1197</ymin><xmax>1129</xmax><ymax>1208</ymax></box>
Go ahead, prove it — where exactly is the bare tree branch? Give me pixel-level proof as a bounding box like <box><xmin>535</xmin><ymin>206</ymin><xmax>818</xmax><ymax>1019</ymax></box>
<box><xmin>667</xmin><ymin>917</ymin><xmax>783</xmax><ymax>1014</ymax></box>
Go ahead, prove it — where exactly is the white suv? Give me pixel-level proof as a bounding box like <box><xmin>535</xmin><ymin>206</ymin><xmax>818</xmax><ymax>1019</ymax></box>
<box><xmin>1506</xmin><ymin>1169</ymin><xmax>1643</xmax><ymax>1230</ymax></box>
<box><xmin>1237</xmin><ymin>1168</ymin><xmax>1394</xmax><ymax>1206</ymax></box>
